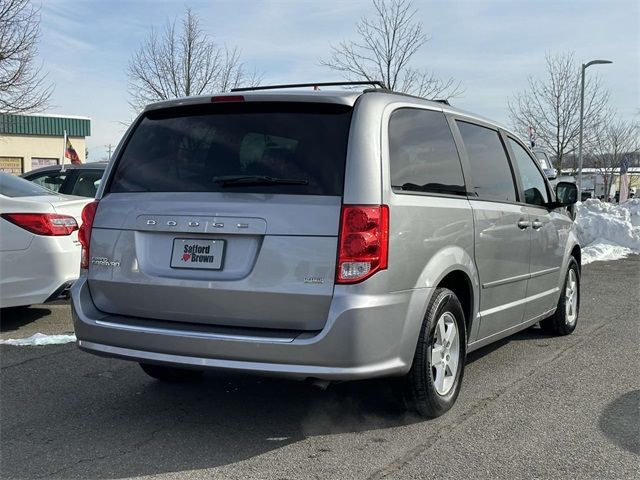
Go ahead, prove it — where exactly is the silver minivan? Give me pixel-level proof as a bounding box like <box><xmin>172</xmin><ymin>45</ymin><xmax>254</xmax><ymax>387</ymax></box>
<box><xmin>72</xmin><ymin>83</ymin><xmax>580</xmax><ymax>417</ymax></box>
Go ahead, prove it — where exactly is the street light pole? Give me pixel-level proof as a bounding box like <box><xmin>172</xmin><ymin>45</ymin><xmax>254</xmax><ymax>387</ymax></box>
<box><xmin>577</xmin><ymin>59</ymin><xmax>612</xmax><ymax>200</ymax></box>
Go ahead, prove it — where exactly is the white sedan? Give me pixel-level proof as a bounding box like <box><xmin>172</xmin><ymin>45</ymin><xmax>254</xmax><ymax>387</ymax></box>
<box><xmin>0</xmin><ymin>173</ymin><xmax>92</xmax><ymax>308</ymax></box>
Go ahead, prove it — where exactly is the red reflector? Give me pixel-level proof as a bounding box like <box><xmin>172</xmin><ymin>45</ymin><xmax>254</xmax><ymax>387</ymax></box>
<box><xmin>1</xmin><ymin>213</ymin><xmax>78</xmax><ymax>236</ymax></box>
<box><xmin>211</xmin><ymin>95</ymin><xmax>245</xmax><ymax>103</ymax></box>
<box><xmin>336</xmin><ymin>205</ymin><xmax>389</xmax><ymax>284</ymax></box>
<box><xmin>78</xmin><ymin>200</ymin><xmax>99</xmax><ymax>269</ymax></box>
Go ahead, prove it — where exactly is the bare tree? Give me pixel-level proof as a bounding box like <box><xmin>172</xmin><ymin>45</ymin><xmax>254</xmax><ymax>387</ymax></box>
<box><xmin>587</xmin><ymin>117</ymin><xmax>639</xmax><ymax>199</ymax></box>
<box><xmin>320</xmin><ymin>0</ymin><xmax>461</xmax><ymax>99</ymax></box>
<box><xmin>508</xmin><ymin>52</ymin><xmax>611</xmax><ymax>171</ymax></box>
<box><xmin>127</xmin><ymin>8</ymin><xmax>260</xmax><ymax>112</ymax></box>
<box><xmin>0</xmin><ymin>0</ymin><xmax>52</xmax><ymax>113</ymax></box>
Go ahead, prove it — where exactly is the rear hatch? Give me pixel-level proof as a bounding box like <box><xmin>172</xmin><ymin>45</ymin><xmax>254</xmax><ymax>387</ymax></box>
<box><xmin>89</xmin><ymin>101</ymin><xmax>352</xmax><ymax>331</ymax></box>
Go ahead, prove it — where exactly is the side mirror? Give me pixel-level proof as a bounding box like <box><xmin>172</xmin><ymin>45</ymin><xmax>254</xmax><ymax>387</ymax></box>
<box><xmin>553</xmin><ymin>181</ymin><xmax>578</xmax><ymax>207</ymax></box>
<box><xmin>544</xmin><ymin>168</ymin><xmax>557</xmax><ymax>180</ymax></box>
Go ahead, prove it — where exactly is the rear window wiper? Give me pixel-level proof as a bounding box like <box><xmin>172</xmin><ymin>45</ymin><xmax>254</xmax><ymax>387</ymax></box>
<box><xmin>393</xmin><ymin>183</ymin><xmax>466</xmax><ymax>195</ymax></box>
<box><xmin>212</xmin><ymin>175</ymin><xmax>309</xmax><ymax>186</ymax></box>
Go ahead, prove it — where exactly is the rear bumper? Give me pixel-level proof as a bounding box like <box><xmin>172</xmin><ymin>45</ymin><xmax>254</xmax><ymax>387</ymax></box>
<box><xmin>71</xmin><ymin>277</ymin><xmax>430</xmax><ymax>380</ymax></box>
<box><xmin>0</xmin><ymin>236</ymin><xmax>80</xmax><ymax>308</ymax></box>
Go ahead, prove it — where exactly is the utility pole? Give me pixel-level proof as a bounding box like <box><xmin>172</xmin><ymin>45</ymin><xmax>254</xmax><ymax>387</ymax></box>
<box><xmin>577</xmin><ymin>59</ymin><xmax>612</xmax><ymax>200</ymax></box>
<box><xmin>105</xmin><ymin>144</ymin><xmax>114</xmax><ymax>160</ymax></box>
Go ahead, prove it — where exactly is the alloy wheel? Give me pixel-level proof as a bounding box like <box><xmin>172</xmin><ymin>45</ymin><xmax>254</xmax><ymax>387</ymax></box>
<box><xmin>429</xmin><ymin>312</ymin><xmax>460</xmax><ymax>396</ymax></box>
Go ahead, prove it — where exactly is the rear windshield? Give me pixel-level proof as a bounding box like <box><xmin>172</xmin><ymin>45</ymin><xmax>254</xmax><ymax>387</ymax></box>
<box><xmin>108</xmin><ymin>102</ymin><xmax>353</xmax><ymax>196</ymax></box>
<box><xmin>0</xmin><ymin>172</ymin><xmax>52</xmax><ymax>197</ymax></box>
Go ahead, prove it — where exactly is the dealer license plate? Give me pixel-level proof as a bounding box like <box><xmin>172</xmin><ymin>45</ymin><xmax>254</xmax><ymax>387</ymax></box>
<box><xmin>170</xmin><ymin>239</ymin><xmax>225</xmax><ymax>270</ymax></box>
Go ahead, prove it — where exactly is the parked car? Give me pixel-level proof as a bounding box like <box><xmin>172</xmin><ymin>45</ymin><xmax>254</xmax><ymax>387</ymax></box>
<box><xmin>21</xmin><ymin>162</ymin><xmax>107</xmax><ymax>198</ymax></box>
<box><xmin>71</xmin><ymin>84</ymin><xmax>580</xmax><ymax>417</ymax></box>
<box><xmin>532</xmin><ymin>149</ymin><xmax>558</xmax><ymax>180</ymax></box>
<box><xmin>0</xmin><ymin>173</ymin><xmax>92</xmax><ymax>308</ymax></box>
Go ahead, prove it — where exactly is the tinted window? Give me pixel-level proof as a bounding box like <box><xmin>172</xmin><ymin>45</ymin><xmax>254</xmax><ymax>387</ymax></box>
<box><xmin>29</xmin><ymin>171</ymin><xmax>67</xmax><ymax>192</ymax></box>
<box><xmin>389</xmin><ymin>109</ymin><xmax>465</xmax><ymax>195</ymax></box>
<box><xmin>457</xmin><ymin>122</ymin><xmax>516</xmax><ymax>203</ymax></box>
<box><xmin>0</xmin><ymin>172</ymin><xmax>51</xmax><ymax>197</ymax></box>
<box><xmin>109</xmin><ymin>103</ymin><xmax>352</xmax><ymax>196</ymax></box>
<box><xmin>509</xmin><ymin>139</ymin><xmax>549</xmax><ymax>206</ymax></box>
<box><xmin>71</xmin><ymin>171</ymin><xmax>103</xmax><ymax>197</ymax></box>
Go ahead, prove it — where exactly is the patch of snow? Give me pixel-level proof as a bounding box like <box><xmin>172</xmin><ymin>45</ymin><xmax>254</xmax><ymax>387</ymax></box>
<box><xmin>581</xmin><ymin>239</ymin><xmax>633</xmax><ymax>265</ymax></box>
<box><xmin>575</xmin><ymin>199</ymin><xmax>640</xmax><ymax>264</ymax></box>
<box><xmin>0</xmin><ymin>332</ymin><xmax>76</xmax><ymax>346</ymax></box>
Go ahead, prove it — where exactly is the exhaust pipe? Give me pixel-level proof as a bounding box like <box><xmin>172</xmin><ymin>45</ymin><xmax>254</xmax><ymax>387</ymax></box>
<box><xmin>309</xmin><ymin>379</ymin><xmax>331</xmax><ymax>391</ymax></box>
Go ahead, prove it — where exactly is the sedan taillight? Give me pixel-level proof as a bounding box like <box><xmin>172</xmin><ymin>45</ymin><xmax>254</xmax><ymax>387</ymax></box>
<box><xmin>1</xmin><ymin>213</ymin><xmax>78</xmax><ymax>236</ymax></box>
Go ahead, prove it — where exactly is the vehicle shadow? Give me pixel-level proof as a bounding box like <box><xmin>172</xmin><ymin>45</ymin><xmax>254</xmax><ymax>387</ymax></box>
<box><xmin>0</xmin><ymin>306</ymin><xmax>53</xmax><ymax>333</ymax></box>
<box><xmin>2</xmin><ymin>325</ymin><xmax>553</xmax><ymax>478</ymax></box>
<box><xmin>1</xmin><ymin>359</ymin><xmax>425</xmax><ymax>479</ymax></box>
<box><xmin>466</xmin><ymin>325</ymin><xmax>552</xmax><ymax>365</ymax></box>
<box><xmin>598</xmin><ymin>389</ymin><xmax>639</xmax><ymax>455</ymax></box>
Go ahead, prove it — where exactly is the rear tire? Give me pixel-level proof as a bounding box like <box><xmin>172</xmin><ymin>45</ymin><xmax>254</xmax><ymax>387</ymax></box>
<box><xmin>401</xmin><ymin>288</ymin><xmax>466</xmax><ymax>418</ymax></box>
<box><xmin>139</xmin><ymin>363</ymin><xmax>204</xmax><ymax>382</ymax></box>
<box><xmin>540</xmin><ymin>257</ymin><xmax>580</xmax><ymax>336</ymax></box>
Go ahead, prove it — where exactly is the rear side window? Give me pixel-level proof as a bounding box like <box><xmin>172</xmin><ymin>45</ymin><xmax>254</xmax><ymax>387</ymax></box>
<box><xmin>109</xmin><ymin>102</ymin><xmax>352</xmax><ymax>196</ymax></box>
<box><xmin>456</xmin><ymin>121</ymin><xmax>517</xmax><ymax>203</ymax></box>
<box><xmin>389</xmin><ymin>108</ymin><xmax>465</xmax><ymax>195</ymax></box>
<box><xmin>508</xmin><ymin>138</ymin><xmax>549</xmax><ymax>206</ymax></box>
<box><xmin>71</xmin><ymin>170</ymin><xmax>103</xmax><ymax>197</ymax></box>
<box><xmin>28</xmin><ymin>171</ymin><xmax>67</xmax><ymax>193</ymax></box>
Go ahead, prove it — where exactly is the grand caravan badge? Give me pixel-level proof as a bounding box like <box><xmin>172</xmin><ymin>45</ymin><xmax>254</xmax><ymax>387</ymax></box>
<box><xmin>170</xmin><ymin>238</ymin><xmax>225</xmax><ymax>270</ymax></box>
<box><xmin>91</xmin><ymin>257</ymin><xmax>120</xmax><ymax>267</ymax></box>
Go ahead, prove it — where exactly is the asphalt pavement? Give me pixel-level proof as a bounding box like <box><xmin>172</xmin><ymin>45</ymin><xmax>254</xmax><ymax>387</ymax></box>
<box><xmin>1</xmin><ymin>257</ymin><xmax>638</xmax><ymax>480</ymax></box>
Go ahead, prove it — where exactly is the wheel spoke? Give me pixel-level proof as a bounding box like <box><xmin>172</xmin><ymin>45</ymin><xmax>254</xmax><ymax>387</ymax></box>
<box><xmin>431</xmin><ymin>345</ymin><xmax>444</xmax><ymax>366</ymax></box>
<box><xmin>435</xmin><ymin>317</ymin><xmax>446</xmax><ymax>344</ymax></box>
<box><xmin>444</xmin><ymin>322</ymin><xmax>457</xmax><ymax>345</ymax></box>
<box><xmin>434</xmin><ymin>363</ymin><xmax>446</xmax><ymax>392</ymax></box>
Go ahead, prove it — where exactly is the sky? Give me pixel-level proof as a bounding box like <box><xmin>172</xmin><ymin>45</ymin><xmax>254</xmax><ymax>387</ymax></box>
<box><xmin>37</xmin><ymin>0</ymin><xmax>639</xmax><ymax>161</ymax></box>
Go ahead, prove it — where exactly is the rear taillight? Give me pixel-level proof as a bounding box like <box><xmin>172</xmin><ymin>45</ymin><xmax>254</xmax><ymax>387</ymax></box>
<box><xmin>336</xmin><ymin>205</ymin><xmax>389</xmax><ymax>284</ymax></box>
<box><xmin>1</xmin><ymin>213</ymin><xmax>78</xmax><ymax>236</ymax></box>
<box><xmin>78</xmin><ymin>200</ymin><xmax>99</xmax><ymax>269</ymax></box>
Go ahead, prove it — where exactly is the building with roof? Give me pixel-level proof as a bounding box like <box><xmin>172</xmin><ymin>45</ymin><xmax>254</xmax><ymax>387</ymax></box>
<box><xmin>0</xmin><ymin>113</ymin><xmax>91</xmax><ymax>174</ymax></box>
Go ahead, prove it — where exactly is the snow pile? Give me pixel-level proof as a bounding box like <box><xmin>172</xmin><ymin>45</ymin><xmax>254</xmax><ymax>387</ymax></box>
<box><xmin>575</xmin><ymin>198</ymin><xmax>640</xmax><ymax>264</ymax></box>
<box><xmin>0</xmin><ymin>332</ymin><xmax>76</xmax><ymax>346</ymax></box>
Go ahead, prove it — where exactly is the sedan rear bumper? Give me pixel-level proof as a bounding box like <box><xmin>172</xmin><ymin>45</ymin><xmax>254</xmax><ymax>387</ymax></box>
<box><xmin>0</xmin><ymin>236</ymin><xmax>81</xmax><ymax>308</ymax></box>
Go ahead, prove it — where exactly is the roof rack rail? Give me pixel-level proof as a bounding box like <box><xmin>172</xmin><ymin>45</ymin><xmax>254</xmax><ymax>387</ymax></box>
<box><xmin>362</xmin><ymin>88</ymin><xmax>452</xmax><ymax>106</ymax></box>
<box><xmin>231</xmin><ymin>80</ymin><xmax>387</xmax><ymax>92</ymax></box>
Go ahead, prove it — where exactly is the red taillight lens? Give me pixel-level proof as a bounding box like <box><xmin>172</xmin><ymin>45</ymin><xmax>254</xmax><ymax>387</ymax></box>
<box><xmin>1</xmin><ymin>213</ymin><xmax>78</xmax><ymax>236</ymax></box>
<box><xmin>78</xmin><ymin>200</ymin><xmax>99</xmax><ymax>269</ymax></box>
<box><xmin>336</xmin><ymin>205</ymin><xmax>389</xmax><ymax>284</ymax></box>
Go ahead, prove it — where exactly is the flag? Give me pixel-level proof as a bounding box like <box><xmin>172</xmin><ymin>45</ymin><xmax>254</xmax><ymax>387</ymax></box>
<box><xmin>528</xmin><ymin>126</ymin><xmax>536</xmax><ymax>148</ymax></box>
<box><xmin>619</xmin><ymin>157</ymin><xmax>629</xmax><ymax>203</ymax></box>
<box><xmin>65</xmin><ymin>138</ymin><xmax>81</xmax><ymax>165</ymax></box>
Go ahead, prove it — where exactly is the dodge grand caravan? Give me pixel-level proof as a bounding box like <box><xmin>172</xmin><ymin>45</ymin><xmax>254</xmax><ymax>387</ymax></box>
<box><xmin>71</xmin><ymin>82</ymin><xmax>580</xmax><ymax>417</ymax></box>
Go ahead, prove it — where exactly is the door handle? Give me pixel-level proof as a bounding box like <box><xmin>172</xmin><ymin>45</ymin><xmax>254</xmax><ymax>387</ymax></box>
<box><xmin>532</xmin><ymin>220</ymin><xmax>543</xmax><ymax>230</ymax></box>
<box><xmin>517</xmin><ymin>219</ymin><xmax>530</xmax><ymax>229</ymax></box>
